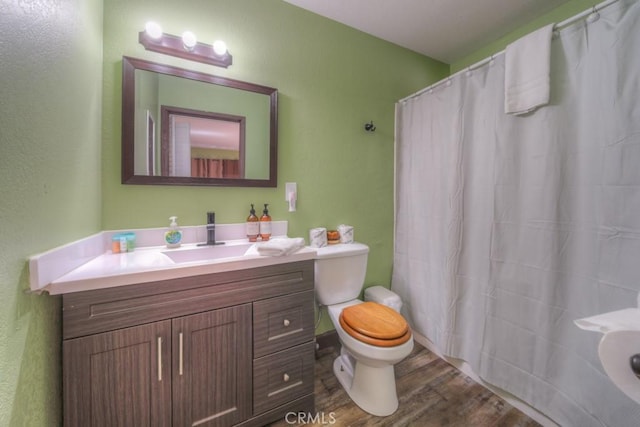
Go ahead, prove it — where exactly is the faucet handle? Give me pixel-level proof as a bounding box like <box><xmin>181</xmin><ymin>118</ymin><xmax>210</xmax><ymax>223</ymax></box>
<box><xmin>207</xmin><ymin>211</ymin><xmax>215</xmax><ymax>224</ymax></box>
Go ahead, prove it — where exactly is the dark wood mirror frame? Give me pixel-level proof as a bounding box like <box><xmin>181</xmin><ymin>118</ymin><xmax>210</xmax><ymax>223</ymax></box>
<box><xmin>121</xmin><ymin>56</ymin><xmax>278</xmax><ymax>187</ymax></box>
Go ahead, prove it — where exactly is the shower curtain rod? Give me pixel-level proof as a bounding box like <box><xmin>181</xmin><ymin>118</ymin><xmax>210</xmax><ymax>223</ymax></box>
<box><xmin>398</xmin><ymin>0</ymin><xmax>620</xmax><ymax>104</ymax></box>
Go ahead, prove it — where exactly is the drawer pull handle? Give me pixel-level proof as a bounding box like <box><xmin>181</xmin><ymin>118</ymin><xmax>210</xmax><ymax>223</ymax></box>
<box><xmin>283</xmin><ymin>319</ymin><xmax>290</xmax><ymax>327</ymax></box>
<box><xmin>179</xmin><ymin>332</ymin><xmax>184</xmax><ymax>376</ymax></box>
<box><xmin>157</xmin><ymin>337</ymin><xmax>163</xmax><ymax>381</ymax></box>
<box><xmin>283</xmin><ymin>373</ymin><xmax>290</xmax><ymax>382</ymax></box>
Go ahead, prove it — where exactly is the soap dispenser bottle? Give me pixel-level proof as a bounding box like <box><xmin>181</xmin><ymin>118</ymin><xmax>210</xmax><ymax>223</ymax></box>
<box><xmin>260</xmin><ymin>203</ymin><xmax>272</xmax><ymax>241</ymax></box>
<box><xmin>165</xmin><ymin>216</ymin><xmax>183</xmax><ymax>248</ymax></box>
<box><xmin>246</xmin><ymin>204</ymin><xmax>260</xmax><ymax>242</ymax></box>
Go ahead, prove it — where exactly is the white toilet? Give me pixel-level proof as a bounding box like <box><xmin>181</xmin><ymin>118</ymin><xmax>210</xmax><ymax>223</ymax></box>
<box><xmin>313</xmin><ymin>242</ymin><xmax>413</xmax><ymax>416</ymax></box>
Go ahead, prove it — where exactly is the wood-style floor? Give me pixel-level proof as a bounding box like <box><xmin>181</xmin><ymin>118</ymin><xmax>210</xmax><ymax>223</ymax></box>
<box><xmin>268</xmin><ymin>341</ymin><xmax>541</xmax><ymax>427</ymax></box>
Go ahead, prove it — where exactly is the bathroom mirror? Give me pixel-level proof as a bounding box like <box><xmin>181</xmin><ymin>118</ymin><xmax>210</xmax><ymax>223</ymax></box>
<box><xmin>122</xmin><ymin>56</ymin><xmax>277</xmax><ymax>187</ymax></box>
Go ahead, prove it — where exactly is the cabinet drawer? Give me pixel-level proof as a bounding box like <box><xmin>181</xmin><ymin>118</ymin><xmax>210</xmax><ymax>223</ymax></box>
<box><xmin>62</xmin><ymin>260</ymin><xmax>314</xmax><ymax>340</ymax></box>
<box><xmin>253</xmin><ymin>290</ymin><xmax>315</xmax><ymax>357</ymax></box>
<box><xmin>253</xmin><ymin>341</ymin><xmax>315</xmax><ymax>415</ymax></box>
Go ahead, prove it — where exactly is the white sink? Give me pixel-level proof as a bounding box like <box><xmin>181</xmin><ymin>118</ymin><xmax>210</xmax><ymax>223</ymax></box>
<box><xmin>162</xmin><ymin>243</ymin><xmax>253</xmax><ymax>264</ymax></box>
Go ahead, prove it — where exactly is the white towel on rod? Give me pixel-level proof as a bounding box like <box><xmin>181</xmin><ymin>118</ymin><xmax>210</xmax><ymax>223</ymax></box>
<box><xmin>504</xmin><ymin>23</ymin><xmax>554</xmax><ymax>115</ymax></box>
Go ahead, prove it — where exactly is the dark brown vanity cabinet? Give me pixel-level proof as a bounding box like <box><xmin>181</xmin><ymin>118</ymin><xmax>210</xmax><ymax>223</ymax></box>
<box><xmin>63</xmin><ymin>320</ymin><xmax>174</xmax><ymax>426</ymax></box>
<box><xmin>62</xmin><ymin>261</ymin><xmax>315</xmax><ymax>427</ymax></box>
<box><xmin>172</xmin><ymin>306</ymin><xmax>252</xmax><ymax>426</ymax></box>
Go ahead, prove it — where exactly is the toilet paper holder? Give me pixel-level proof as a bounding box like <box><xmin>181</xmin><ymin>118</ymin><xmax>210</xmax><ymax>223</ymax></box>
<box><xmin>631</xmin><ymin>354</ymin><xmax>640</xmax><ymax>379</ymax></box>
<box><xmin>575</xmin><ymin>305</ymin><xmax>640</xmax><ymax>403</ymax></box>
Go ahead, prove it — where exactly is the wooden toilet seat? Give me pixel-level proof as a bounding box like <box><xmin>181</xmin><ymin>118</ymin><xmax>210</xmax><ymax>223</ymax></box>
<box><xmin>339</xmin><ymin>302</ymin><xmax>411</xmax><ymax>347</ymax></box>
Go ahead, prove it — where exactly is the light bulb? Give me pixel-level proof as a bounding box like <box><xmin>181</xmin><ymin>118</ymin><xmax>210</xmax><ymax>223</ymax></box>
<box><xmin>144</xmin><ymin>21</ymin><xmax>162</xmax><ymax>39</ymax></box>
<box><xmin>213</xmin><ymin>40</ymin><xmax>227</xmax><ymax>56</ymax></box>
<box><xmin>182</xmin><ymin>31</ymin><xmax>197</xmax><ymax>50</ymax></box>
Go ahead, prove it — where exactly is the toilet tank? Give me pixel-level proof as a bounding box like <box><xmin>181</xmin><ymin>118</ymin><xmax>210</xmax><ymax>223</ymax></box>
<box><xmin>313</xmin><ymin>243</ymin><xmax>369</xmax><ymax>306</ymax></box>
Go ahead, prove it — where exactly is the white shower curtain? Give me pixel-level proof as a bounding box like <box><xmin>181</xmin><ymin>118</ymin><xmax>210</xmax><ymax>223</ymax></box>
<box><xmin>393</xmin><ymin>1</ymin><xmax>640</xmax><ymax>426</ymax></box>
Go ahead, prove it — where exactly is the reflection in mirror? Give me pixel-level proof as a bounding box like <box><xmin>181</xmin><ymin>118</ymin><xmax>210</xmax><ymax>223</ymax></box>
<box><xmin>122</xmin><ymin>56</ymin><xmax>278</xmax><ymax>187</ymax></box>
<box><xmin>146</xmin><ymin>111</ymin><xmax>155</xmax><ymax>175</ymax></box>
<box><xmin>160</xmin><ymin>106</ymin><xmax>245</xmax><ymax>179</ymax></box>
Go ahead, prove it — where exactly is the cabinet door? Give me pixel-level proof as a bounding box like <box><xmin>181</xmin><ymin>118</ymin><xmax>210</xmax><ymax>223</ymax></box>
<box><xmin>63</xmin><ymin>321</ymin><xmax>172</xmax><ymax>427</ymax></box>
<box><xmin>172</xmin><ymin>304</ymin><xmax>252</xmax><ymax>427</ymax></box>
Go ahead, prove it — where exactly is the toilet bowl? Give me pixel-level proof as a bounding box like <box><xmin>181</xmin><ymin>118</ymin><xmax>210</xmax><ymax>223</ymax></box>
<box><xmin>327</xmin><ymin>301</ymin><xmax>413</xmax><ymax>416</ymax></box>
<box><xmin>313</xmin><ymin>243</ymin><xmax>413</xmax><ymax>416</ymax></box>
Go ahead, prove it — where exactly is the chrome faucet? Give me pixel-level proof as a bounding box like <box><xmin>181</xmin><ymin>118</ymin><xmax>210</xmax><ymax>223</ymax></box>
<box><xmin>198</xmin><ymin>211</ymin><xmax>225</xmax><ymax>246</ymax></box>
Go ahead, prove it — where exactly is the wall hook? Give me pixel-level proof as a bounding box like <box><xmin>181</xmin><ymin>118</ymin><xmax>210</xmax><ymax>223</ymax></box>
<box><xmin>364</xmin><ymin>121</ymin><xmax>376</xmax><ymax>132</ymax></box>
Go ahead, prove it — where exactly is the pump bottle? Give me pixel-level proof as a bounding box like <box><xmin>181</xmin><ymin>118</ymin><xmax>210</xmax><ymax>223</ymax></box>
<box><xmin>260</xmin><ymin>204</ymin><xmax>272</xmax><ymax>241</ymax></box>
<box><xmin>165</xmin><ymin>216</ymin><xmax>182</xmax><ymax>248</ymax></box>
<box><xmin>246</xmin><ymin>204</ymin><xmax>260</xmax><ymax>242</ymax></box>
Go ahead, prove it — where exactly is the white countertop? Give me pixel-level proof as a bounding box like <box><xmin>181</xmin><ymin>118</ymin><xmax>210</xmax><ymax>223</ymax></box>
<box><xmin>46</xmin><ymin>241</ymin><xmax>316</xmax><ymax>295</ymax></box>
<box><xmin>28</xmin><ymin>222</ymin><xmax>317</xmax><ymax>295</ymax></box>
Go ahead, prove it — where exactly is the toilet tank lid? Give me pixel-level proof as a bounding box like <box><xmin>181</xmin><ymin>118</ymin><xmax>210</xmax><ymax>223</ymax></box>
<box><xmin>314</xmin><ymin>242</ymin><xmax>369</xmax><ymax>259</ymax></box>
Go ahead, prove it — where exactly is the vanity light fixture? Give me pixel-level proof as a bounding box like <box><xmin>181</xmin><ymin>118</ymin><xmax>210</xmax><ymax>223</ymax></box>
<box><xmin>213</xmin><ymin>40</ymin><xmax>228</xmax><ymax>56</ymax></box>
<box><xmin>181</xmin><ymin>31</ymin><xmax>197</xmax><ymax>51</ymax></box>
<box><xmin>144</xmin><ymin>21</ymin><xmax>163</xmax><ymax>39</ymax></box>
<box><xmin>139</xmin><ymin>22</ymin><xmax>233</xmax><ymax>68</ymax></box>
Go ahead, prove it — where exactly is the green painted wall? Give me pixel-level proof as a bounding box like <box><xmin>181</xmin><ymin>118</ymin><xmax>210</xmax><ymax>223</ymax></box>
<box><xmin>451</xmin><ymin>0</ymin><xmax>602</xmax><ymax>72</ymax></box>
<box><xmin>102</xmin><ymin>0</ymin><xmax>449</xmax><ymax>333</ymax></box>
<box><xmin>1</xmin><ymin>0</ymin><xmax>605</xmax><ymax>423</ymax></box>
<box><xmin>0</xmin><ymin>0</ymin><xmax>104</xmax><ymax>425</ymax></box>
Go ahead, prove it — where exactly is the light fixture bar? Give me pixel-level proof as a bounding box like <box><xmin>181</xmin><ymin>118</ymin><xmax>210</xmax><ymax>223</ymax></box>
<box><xmin>138</xmin><ymin>31</ymin><xmax>232</xmax><ymax>68</ymax></box>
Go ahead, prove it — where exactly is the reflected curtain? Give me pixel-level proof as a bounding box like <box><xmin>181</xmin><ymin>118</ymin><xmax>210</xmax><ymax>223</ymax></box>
<box><xmin>393</xmin><ymin>1</ymin><xmax>640</xmax><ymax>426</ymax></box>
<box><xmin>191</xmin><ymin>159</ymin><xmax>240</xmax><ymax>178</ymax></box>
<box><xmin>222</xmin><ymin>159</ymin><xmax>241</xmax><ymax>178</ymax></box>
<box><xmin>191</xmin><ymin>158</ymin><xmax>223</xmax><ymax>178</ymax></box>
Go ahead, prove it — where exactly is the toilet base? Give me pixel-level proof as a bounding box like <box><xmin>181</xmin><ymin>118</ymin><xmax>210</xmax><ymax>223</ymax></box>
<box><xmin>332</xmin><ymin>352</ymin><xmax>399</xmax><ymax>416</ymax></box>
